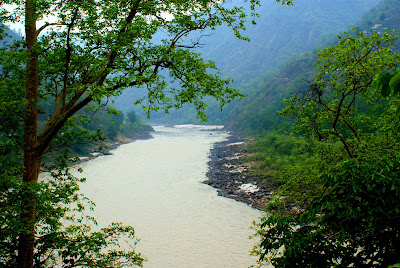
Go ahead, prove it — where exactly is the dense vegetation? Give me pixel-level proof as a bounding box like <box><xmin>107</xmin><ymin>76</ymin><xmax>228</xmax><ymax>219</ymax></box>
<box><xmin>221</xmin><ymin>0</ymin><xmax>400</xmax><ymax>266</ymax></box>
<box><xmin>226</xmin><ymin>0</ymin><xmax>400</xmax><ymax>134</ymax></box>
<box><xmin>225</xmin><ymin>53</ymin><xmax>316</xmax><ymax>133</ymax></box>
<box><xmin>2</xmin><ymin>0</ymin><xmax>400</xmax><ymax>267</ymax></box>
<box><xmin>248</xmin><ymin>28</ymin><xmax>400</xmax><ymax>266</ymax></box>
<box><xmin>0</xmin><ymin>31</ymin><xmax>150</xmax><ymax>267</ymax></box>
<box><xmin>1</xmin><ymin>0</ymin><xmax>274</xmax><ymax>266</ymax></box>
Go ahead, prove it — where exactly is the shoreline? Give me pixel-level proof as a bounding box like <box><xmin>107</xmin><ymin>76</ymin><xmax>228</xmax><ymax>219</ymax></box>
<box><xmin>75</xmin><ymin>125</ymin><xmax>274</xmax><ymax>210</ymax></box>
<box><xmin>75</xmin><ymin>128</ymin><xmax>154</xmax><ymax>164</ymax></box>
<box><xmin>204</xmin><ymin>132</ymin><xmax>276</xmax><ymax>210</ymax></box>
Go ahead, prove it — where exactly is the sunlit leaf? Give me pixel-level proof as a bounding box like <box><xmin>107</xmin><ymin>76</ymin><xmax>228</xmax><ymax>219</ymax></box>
<box><xmin>378</xmin><ymin>72</ymin><xmax>394</xmax><ymax>97</ymax></box>
<box><xmin>389</xmin><ymin>73</ymin><xmax>400</xmax><ymax>95</ymax></box>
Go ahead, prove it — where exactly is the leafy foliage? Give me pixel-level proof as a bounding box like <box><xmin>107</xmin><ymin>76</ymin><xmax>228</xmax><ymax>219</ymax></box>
<box><xmin>1</xmin><ymin>168</ymin><xmax>146</xmax><ymax>267</ymax></box>
<box><xmin>38</xmin><ymin>223</ymin><xmax>145</xmax><ymax>267</ymax></box>
<box><xmin>0</xmin><ymin>80</ymin><xmax>145</xmax><ymax>266</ymax></box>
<box><xmin>242</xmin><ymin>132</ymin><xmax>318</xmax><ymax>186</ymax></box>
<box><xmin>255</xmin><ymin>157</ymin><xmax>400</xmax><ymax>267</ymax></box>
<box><xmin>373</xmin><ymin>71</ymin><xmax>400</xmax><ymax>96</ymax></box>
<box><xmin>252</xmin><ymin>29</ymin><xmax>400</xmax><ymax>267</ymax></box>
<box><xmin>1</xmin><ymin>0</ymin><xmax>274</xmax><ymax>266</ymax></box>
<box><xmin>227</xmin><ymin>0</ymin><xmax>400</xmax><ymax>135</ymax></box>
<box><xmin>281</xmin><ymin>29</ymin><xmax>400</xmax><ymax>158</ymax></box>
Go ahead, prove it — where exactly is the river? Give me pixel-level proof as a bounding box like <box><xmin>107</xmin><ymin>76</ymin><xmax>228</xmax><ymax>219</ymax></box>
<box><xmin>77</xmin><ymin>125</ymin><xmax>262</xmax><ymax>267</ymax></box>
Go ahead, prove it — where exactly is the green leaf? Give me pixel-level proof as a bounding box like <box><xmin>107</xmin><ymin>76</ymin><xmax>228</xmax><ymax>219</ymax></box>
<box><xmin>396</xmin><ymin>122</ymin><xmax>400</xmax><ymax>132</ymax></box>
<box><xmin>371</xmin><ymin>73</ymin><xmax>382</xmax><ymax>89</ymax></box>
<box><xmin>389</xmin><ymin>73</ymin><xmax>400</xmax><ymax>95</ymax></box>
<box><xmin>378</xmin><ymin>72</ymin><xmax>394</xmax><ymax>97</ymax></box>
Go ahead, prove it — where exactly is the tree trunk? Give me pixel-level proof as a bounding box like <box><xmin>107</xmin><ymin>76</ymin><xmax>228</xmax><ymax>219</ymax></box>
<box><xmin>17</xmin><ymin>0</ymin><xmax>39</xmax><ymax>266</ymax></box>
<box><xmin>17</xmin><ymin>153</ymin><xmax>42</xmax><ymax>268</ymax></box>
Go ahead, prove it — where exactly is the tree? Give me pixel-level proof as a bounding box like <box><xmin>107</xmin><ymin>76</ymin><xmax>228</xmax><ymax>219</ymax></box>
<box><xmin>253</xmin><ymin>29</ymin><xmax>400</xmax><ymax>266</ymax></box>
<box><xmin>282</xmin><ymin>29</ymin><xmax>400</xmax><ymax>158</ymax></box>
<box><xmin>1</xmin><ymin>0</ymin><xmax>294</xmax><ymax>267</ymax></box>
<box><xmin>127</xmin><ymin>110</ymin><xmax>139</xmax><ymax>125</ymax></box>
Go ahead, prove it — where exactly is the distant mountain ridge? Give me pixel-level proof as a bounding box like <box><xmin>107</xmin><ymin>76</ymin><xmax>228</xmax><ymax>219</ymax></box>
<box><xmin>112</xmin><ymin>0</ymin><xmax>379</xmax><ymax>123</ymax></box>
<box><xmin>0</xmin><ymin>24</ymin><xmax>21</xmax><ymax>46</ymax></box>
<box><xmin>225</xmin><ymin>0</ymin><xmax>400</xmax><ymax>134</ymax></box>
<box><xmin>199</xmin><ymin>0</ymin><xmax>380</xmax><ymax>85</ymax></box>
<box><xmin>2</xmin><ymin>1</ymin><xmax>384</xmax><ymax>126</ymax></box>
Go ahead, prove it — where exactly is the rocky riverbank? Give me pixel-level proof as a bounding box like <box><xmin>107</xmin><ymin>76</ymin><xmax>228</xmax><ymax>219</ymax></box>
<box><xmin>204</xmin><ymin>133</ymin><xmax>278</xmax><ymax>210</ymax></box>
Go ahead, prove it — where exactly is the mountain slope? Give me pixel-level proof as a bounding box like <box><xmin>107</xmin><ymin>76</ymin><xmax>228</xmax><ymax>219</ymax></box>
<box><xmin>226</xmin><ymin>0</ymin><xmax>400</xmax><ymax>134</ymax></box>
<box><xmin>0</xmin><ymin>24</ymin><xmax>21</xmax><ymax>46</ymax></box>
<box><xmin>111</xmin><ymin>0</ymin><xmax>380</xmax><ymax>123</ymax></box>
<box><xmin>199</xmin><ymin>0</ymin><xmax>380</xmax><ymax>85</ymax></box>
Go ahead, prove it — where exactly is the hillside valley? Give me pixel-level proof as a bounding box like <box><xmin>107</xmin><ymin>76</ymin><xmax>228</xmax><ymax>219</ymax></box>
<box><xmin>112</xmin><ymin>0</ymin><xmax>380</xmax><ymax>124</ymax></box>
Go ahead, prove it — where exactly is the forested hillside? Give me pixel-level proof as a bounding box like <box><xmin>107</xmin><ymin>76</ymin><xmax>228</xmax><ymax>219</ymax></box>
<box><xmin>1</xmin><ymin>0</ymin><xmax>400</xmax><ymax>266</ymax></box>
<box><xmin>227</xmin><ymin>0</ymin><xmax>400</xmax><ymax>134</ymax></box>
<box><xmin>356</xmin><ymin>0</ymin><xmax>400</xmax><ymax>48</ymax></box>
<box><xmin>199</xmin><ymin>0</ymin><xmax>379</xmax><ymax>84</ymax></box>
<box><xmin>112</xmin><ymin>0</ymin><xmax>379</xmax><ymax>124</ymax></box>
<box><xmin>225</xmin><ymin>54</ymin><xmax>315</xmax><ymax>133</ymax></box>
<box><xmin>226</xmin><ymin>0</ymin><xmax>400</xmax><ymax>265</ymax></box>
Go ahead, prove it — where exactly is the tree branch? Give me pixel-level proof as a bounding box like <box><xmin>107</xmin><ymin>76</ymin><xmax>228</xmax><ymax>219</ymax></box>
<box><xmin>55</xmin><ymin>9</ymin><xmax>78</xmax><ymax>115</ymax></box>
<box><xmin>37</xmin><ymin>23</ymin><xmax>67</xmax><ymax>36</ymax></box>
<box><xmin>38</xmin><ymin>95</ymin><xmax>93</xmax><ymax>155</ymax></box>
<box><xmin>332</xmin><ymin>92</ymin><xmax>355</xmax><ymax>158</ymax></box>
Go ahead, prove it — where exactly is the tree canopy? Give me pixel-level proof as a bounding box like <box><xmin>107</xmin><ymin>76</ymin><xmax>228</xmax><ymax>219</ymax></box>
<box><xmin>253</xmin><ymin>29</ymin><xmax>400</xmax><ymax>267</ymax></box>
<box><xmin>0</xmin><ymin>0</ymin><xmax>297</xmax><ymax>266</ymax></box>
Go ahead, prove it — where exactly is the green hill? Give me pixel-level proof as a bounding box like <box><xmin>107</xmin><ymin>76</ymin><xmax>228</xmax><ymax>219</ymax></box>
<box><xmin>112</xmin><ymin>0</ymin><xmax>379</xmax><ymax>124</ymax></box>
<box><xmin>226</xmin><ymin>0</ymin><xmax>400</xmax><ymax>134</ymax></box>
<box><xmin>199</xmin><ymin>0</ymin><xmax>380</xmax><ymax>85</ymax></box>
